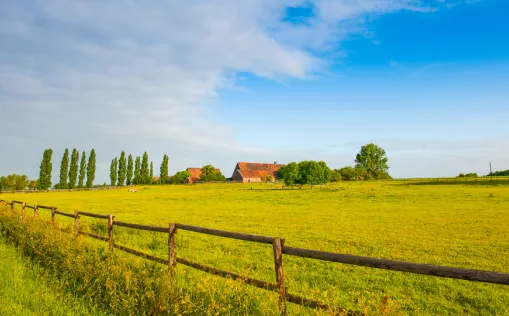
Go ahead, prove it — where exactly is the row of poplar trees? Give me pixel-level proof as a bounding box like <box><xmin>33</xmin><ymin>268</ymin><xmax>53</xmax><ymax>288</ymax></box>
<box><xmin>37</xmin><ymin>148</ymin><xmax>97</xmax><ymax>190</ymax></box>
<box><xmin>110</xmin><ymin>151</ymin><xmax>169</xmax><ymax>186</ymax></box>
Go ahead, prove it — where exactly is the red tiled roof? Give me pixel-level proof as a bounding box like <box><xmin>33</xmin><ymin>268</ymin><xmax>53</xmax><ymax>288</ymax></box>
<box><xmin>236</xmin><ymin>162</ymin><xmax>285</xmax><ymax>171</ymax></box>
<box><xmin>186</xmin><ymin>168</ymin><xmax>202</xmax><ymax>178</ymax></box>
<box><xmin>237</xmin><ymin>169</ymin><xmax>278</xmax><ymax>178</ymax></box>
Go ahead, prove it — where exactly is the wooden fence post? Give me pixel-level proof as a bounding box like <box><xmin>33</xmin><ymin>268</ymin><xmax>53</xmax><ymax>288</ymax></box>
<box><xmin>34</xmin><ymin>205</ymin><xmax>38</xmax><ymax>217</ymax></box>
<box><xmin>21</xmin><ymin>202</ymin><xmax>26</xmax><ymax>216</ymax></box>
<box><xmin>51</xmin><ymin>207</ymin><xmax>56</xmax><ymax>224</ymax></box>
<box><xmin>108</xmin><ymin>214</ymin><xmax>114</xmax><ymax>251</ymax></box>
<box><xmin>10</xmin><ymin>202</ymin><xmax>14</xmax><ymax>213</ymax></box>
<box><xmin>74</xmin><ymin>210</ymin><xmax>80</xmax><ymax>236</ymax></box>
<box><xmin>272</xmin><ymin>237</ymin><xmax>286</xmax><ymax>315</ymax></box>
<box><xmin>169</xmin><ymin>223</ymin><xmax>176</xmax><ymax>269</ymax></box>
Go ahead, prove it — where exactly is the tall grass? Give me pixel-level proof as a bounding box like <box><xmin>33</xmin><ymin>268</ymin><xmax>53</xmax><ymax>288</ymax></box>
<box><xmin>0</xmin><ymin>237</ymin><xmax>106</xmax><ymax>315</ymax></box>
<box><xmin>0</xmin><ymin>210</ymin><xmax>287</xmax><ymax>315</ymax></box>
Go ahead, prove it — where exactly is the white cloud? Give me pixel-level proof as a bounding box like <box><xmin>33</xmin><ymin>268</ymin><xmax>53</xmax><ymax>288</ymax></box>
<box><xmin>0</xmin><ymin>0</ymin><xmax>472</xmax><ymax>182</ymax></box>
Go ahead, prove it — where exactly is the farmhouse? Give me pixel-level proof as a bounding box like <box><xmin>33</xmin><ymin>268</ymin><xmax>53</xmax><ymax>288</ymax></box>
<box><xmin>231</xmin><ymin>162</ymin><xmax>285</xmax><ymax>183</ymax></box>
<box><xmin>185</xmin><ymin>167</ymin><xmax>221</xmax><ymax>183</ymax></box>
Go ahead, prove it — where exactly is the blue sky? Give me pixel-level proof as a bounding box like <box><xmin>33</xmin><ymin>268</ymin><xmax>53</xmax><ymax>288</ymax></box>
<box><xmin>0</xmin><ymin>0</ymin><xmax>508</xmax><ymax>183</ymax></box>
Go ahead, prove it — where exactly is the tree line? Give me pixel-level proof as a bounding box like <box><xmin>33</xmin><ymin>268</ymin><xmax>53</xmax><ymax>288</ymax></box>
<box><xmin>109</xmin><ymin>151</ymin><xmax>161</xmax><ymax>186</ymax></box>
<box><xmin>5</xmin><ymin>143</ymin><xmax>391</xmax><ymax>191</ymax></box>
<box><xmin>52</xmin><ymin>148</ymin><xmax>97</xmax><ymax>189</ymax></box>
<box><xmin>279</xmin><ymin>143</ymin><xmax>391</xmax><ymax>186</ymax></box>
<box><xmin>487</xmin><ymin>169</ymin><xmax>509</xmax><ymax>176</ymax></box>
<box><xmin>0</xmin><ymin>174</ymin><xmax>34</xmax><ymax>191</ymax></box>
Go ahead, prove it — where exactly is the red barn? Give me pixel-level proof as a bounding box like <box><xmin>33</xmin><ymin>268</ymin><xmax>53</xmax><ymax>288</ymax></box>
<box><xmin>231</xmin><ymin>162</ymin><xmax>285</xmax><ymax>183</ymax></box>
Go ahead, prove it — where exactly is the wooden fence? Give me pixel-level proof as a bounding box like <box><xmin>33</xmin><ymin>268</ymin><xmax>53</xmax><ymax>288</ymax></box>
<box><xmin>1</xmin><ymin>199</ymin><xmax>508</xmax><ymax>315</ymax></box>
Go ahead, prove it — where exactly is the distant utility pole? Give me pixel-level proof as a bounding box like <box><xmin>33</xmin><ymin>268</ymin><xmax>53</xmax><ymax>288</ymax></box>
<box><xmin>489</xmin><ymin>162</ymin><xmax>492</xmax><ymax>181</ymax></box>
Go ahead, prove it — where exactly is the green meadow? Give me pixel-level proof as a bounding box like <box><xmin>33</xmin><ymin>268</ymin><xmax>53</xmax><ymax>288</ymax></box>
<box><xmin>1</xmin><ymin>180</ymin><xmax>509</xmax><ymax>315</ymax></box>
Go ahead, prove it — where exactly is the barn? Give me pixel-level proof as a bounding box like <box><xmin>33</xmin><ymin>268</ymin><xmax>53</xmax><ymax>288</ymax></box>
<box><xmin>231</xmin><ymin>162</ymin><xmax>285</xmax><ymax>183</ymax></box>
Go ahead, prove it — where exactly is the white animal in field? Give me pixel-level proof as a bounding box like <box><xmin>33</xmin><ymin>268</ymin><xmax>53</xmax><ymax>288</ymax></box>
<box><xmin>128</xmin><ymin>189</ymin><xmax>139</xmax><ymax>193</ymax></box>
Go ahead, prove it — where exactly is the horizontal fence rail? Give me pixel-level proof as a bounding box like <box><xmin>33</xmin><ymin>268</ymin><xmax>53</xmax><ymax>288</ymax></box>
<box><xmin>37</xmin><ymin>205</ymin><xmax>55</xmax><ymax>210</ymax></box>
<box><xmin>114</xmin><ymin>221</ymin><xmax>168</xmax><ymax>233</ymax></box>
<box><xmin>175</xmin><ymin>223</ymin><xmax>275</xmax><ymax>244</ymax></box>
<box><xmin>282</xmin><ymin>247</ymin><xmax>509</xmax><ymax>285</ymax></box>
<box><xmin>1</xmin><ymin>199</ymin><xmax>508</xmax><ymax>315</ymax></box>
<box><xmin>79</xmin><ymin>211</ymin><xmax>110</xmax><ymax>219</ymax></box>
<box><xmin>53</xmin><ymin>210</ymin><xmax>75</xmax><ymax>218</ymax></box>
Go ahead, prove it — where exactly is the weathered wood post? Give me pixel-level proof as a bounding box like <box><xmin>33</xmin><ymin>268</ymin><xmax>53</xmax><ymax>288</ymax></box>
<box><xmin>74</xmin><ymin>210</ymin><xmax>80</xmax><ymax>236</ymax></box>
<box><xmin>272</xmin><ymin>237</ymin><xmax>286</xmax><ymax>315</ymax></box>
<box><xmin>51</xmin><ymin>207</ymin><xmax>56</xmax><ymax>224</ymax></box>
<box><xmin>21</xmin><ymin>202</ymin><xmax>26</xmax><ymax>216</ymax></box>
<box><xmin>10</xmin><ymin>202</ymin><xmax>14</xmax><ymax>213</ymax></box>
<box><xmin>169</xmin><ymin>223</ymin><xmax>176</xmax><ymax>270</ymax></box>
<box><xmin>108</xmin><ymin>214</ymin><xmax>114</xmax><ymax>251</ymax></box>
<box><xmin>34</xmin><ymin>205</ymin><xmax>38</xmax><ymax>217</ymax></box>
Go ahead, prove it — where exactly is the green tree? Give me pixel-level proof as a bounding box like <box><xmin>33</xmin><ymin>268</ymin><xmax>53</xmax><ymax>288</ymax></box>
<box><xmin>199</xmin><ymin>165</ymin><xmax>225</xmax><ymax>182</ymax></box>
<box><xmin>172</xmin><ymin>170</ymin><xmax>191</xmax><ymax>184</ymax></box>
<box><xmin>118</xmin><ymin>151</ymin><xmax>127</xmax><ymax>186</ymax></box>
<box><xmin>86</xmin><ymin>149</ymin><xmax>96</xmax><ymax>188</ymax></box>
<box><xmin>0</xmin><ymin>174</ymin><xmax>29</xmax><ymax>191</ymax></box>
<box><xmin>78</xmin><ymin>151</ymin><xmax>87</xmax><ymax>188</ymax></box>
<box><xmin>126</xmin><ymin>154</ymin><xmax>134</xmax><ymax>185</ymax></box>
<box><xmin>15</xmin><ymin>175</ymin><xmax>29</xmax><ymax>190</ymax></box>
<box><xmin>58</xmin><ymin>148</ymin><xmax>69</xmax><ymax>189</ymax></box>
<box><xmin>331</xmin><ymin>169</ymin><xmax>342</xmax><ymax>182</ymax></box>
<box><xmin>110</xmin><ymin>158</ymin><xmax>118</xmax><ymax>186</ymax></box>
<box><xmin>355</xmin><ymin>143</ymin><xmax>390</xmax><ymax>179</ymax></box>
<box><xmin>488</xmin><ymin>169</ymin><xmax>509</xmax><ymax>176</ymax></box>
<box><xmin>279</xmin><ymin>162</ymin><xmax>300</xmax><ymax>186</ymax></box>
<box><xmin>160</xmin><ymin>155</ymin><xmax>169</xmax><ymax>184</ymax></box>
<box><xmin>68</xmin><ymin>148</ymin><xmax>79</xmax><ymax>189</ymax></box>
<box><xmin>29</xmin><ymin>180</ymin><xmax>37</xmax><ymax>191</ymax></box>
<box><xmin>150</xmin><ymin>162</ymin><xmax>154</xmax><ymax>184</ymax></box>
<box><xmin>297</xmin><ymin>161</ymin><xmax>331</xmax><ymax>186</ymax></box>
<box><xmin>134</xmin><ymin>156</ymin><xmax>141</xmax><ymax>185</ymax></box>
<box><xmin>338</xmin><ymin>166</ymin><xmax>358</xmax><ymax>181</ymax></box>
<box><xmin>141</xmin><ymin>152</ymin><xmax>149</xmax><ymax>184</ymax></box>
<box><xmin>37</xmin><ymin>149</ymin><xmax>53</xmax><ymax>190</ymax></box>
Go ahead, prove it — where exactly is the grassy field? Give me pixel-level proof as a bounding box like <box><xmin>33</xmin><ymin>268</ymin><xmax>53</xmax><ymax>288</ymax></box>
<box><xmin>0</xmin><ymin>237</ymin><xmax>106</xmax><ymax>315</ymax></box>
<box><xmin>2</xmin><ymin>180</ymin><xmax>509</xmax><ymax>315</ymax></box>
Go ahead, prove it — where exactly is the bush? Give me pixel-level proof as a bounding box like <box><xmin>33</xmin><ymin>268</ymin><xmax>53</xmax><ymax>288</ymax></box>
<box><xmin>172</xmin><ymin>170</ymin><xmax>191</xmax><ymax>184</ymax></box>
<box><xmin>330</xmin><ymin>170</ymin><xmax>342</xmax><ymax>182</ymax></box>
<box><xmin>457</xmin><ymin>173</ymin><xmax>478</xmax><ymax>178</ymax></box>
<box><xmin>279</xmin><ymin>160</ymin><xmax>331</xmax><ymax>186</ymax></box>
<box><xmin>339</xmin><ymin>166</ymin><xmax>359</xmax><ymax>181</ymax></box>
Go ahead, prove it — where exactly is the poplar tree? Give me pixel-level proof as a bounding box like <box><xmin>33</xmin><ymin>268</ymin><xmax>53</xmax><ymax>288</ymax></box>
<box><xmin>126</xmin><ymin>154</ymin><xmax>134</xmax><ymax>185</ymax></box>
<box><xmin>68</xmin><ymin>148</ymin><xmax>79</xmax><ymax>189</ymax></box>
<box><xmin>118</xmin><ymin>151</ymin><xmax>127</xmax><ymax>186</ymax></box>
<box><xmin>134</xmin><ymin>156</ymin><xmax>141</xmax><ymax>185</ymax></box>
<box><xmin>37</xmin><ymin>149</ymin><xmax>53</xmax><ymax>190</ymax></box>
<box><xmin>59</xmin><ymin>148</ymin><xmax>69</xmax><ymax>188</ymax></box>
<box><xmin>150</xmin><ymin>162</ymin><xmax>154</xmax><ymax>184</ymax></box>
<box><xmin>110</xmin><ymin>158</ymin><xmax>118</xmax><ymax>186</ymax></box>
<box><xmin>78</xmin><ymin>151</ymin><xmax>86</xmax><ymax>188</ymax></box>
<box><xmin>86</xmin><ymin>149</ymin><xmax>96</xmax><ymax>188</ymax></box>
<box><xmin>141</xmin><ymin>152</ymin><xmax>149</xmax><ymax>184</ymax></box>
<box><xmin>160</xmin><ymin>154</ymin><xmax>169</xmax><ymax>184</ymax></box>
